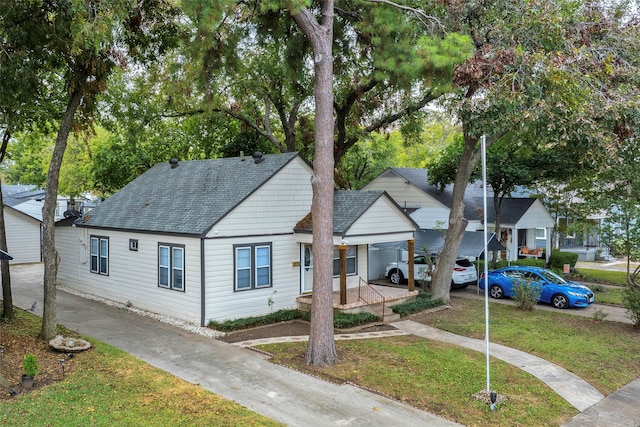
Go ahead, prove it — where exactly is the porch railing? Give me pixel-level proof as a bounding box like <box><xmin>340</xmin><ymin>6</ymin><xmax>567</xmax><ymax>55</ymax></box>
<box><xmin>358</xmin><ymin>277</ymin><xmax>385</xmax><ymax>321</ymax></box>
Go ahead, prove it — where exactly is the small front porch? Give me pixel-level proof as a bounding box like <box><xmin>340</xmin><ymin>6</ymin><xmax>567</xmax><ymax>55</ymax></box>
<box><xmin>296</xmin><ymin>282</ymin><xmax>418</xmax><ymax>323</ymax></box>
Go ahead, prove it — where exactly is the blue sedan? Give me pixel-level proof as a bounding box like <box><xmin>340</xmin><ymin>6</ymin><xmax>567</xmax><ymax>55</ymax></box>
<box><xmin>479</xmin><ymin>266</ymin><xmax>594</xmax><ymax>309</ymax></box>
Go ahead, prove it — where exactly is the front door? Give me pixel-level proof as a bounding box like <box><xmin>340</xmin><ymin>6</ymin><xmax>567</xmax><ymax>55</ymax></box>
<box><xmin>301</xmin><ymin>244</ymin><xmax>313</xmax><ymax>293</ymax></box>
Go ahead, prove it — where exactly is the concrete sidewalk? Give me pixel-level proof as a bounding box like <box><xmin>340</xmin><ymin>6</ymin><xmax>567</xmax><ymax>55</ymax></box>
<box><xmin>8</xmin><ymin>263</ymin><xmax>460</xmax><ymax>427</ymax></box>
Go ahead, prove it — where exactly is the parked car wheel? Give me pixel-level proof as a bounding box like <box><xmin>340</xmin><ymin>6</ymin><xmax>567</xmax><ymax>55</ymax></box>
<box><xmin>388</xmin><ymin>269</ymin><xmax>404</xmax><ymax>285</ymax></box>
<box><xmin>489</xmin><ymin>284</ymin><xmax>504</xmax><ymax>299</ymax></box>
<box><xmin>552</xmin><ymin>294</ymin><xmax>569</xmax><ymax>309</ymax></box>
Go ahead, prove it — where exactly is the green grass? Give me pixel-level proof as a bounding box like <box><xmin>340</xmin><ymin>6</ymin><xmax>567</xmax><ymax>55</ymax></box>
<box><xmin>419</xmin><ymin>298</ymin><xmax>640</xmax><ymax>394</ymax></box>
<box><xmin>590</xmin><ymin>284</ymin><xmax>626</xmax><ymax>305</ymax></box>
<box><xmin>261</xmin><ymin>337</ymin><xmax>576</xmax><ymax>426</ymax></box>
<box><xmin>573</xmin><ymin>268</ymin><xmax>629</xmax><ymax>286</ymax></box>
<box><xmin>0</xmin><ymin>322</ymin><xmax>282</xmax><ymax>426</ymax></box>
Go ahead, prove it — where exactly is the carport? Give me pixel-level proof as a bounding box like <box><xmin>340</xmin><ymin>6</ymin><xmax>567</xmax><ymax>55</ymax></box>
<box><xmin>369</xmin><ymin>230</ymin><xmax>505</xmax><ymax>287</ymax></box>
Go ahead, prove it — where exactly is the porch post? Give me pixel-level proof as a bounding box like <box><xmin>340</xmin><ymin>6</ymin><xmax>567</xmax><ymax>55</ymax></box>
<box><xmin>408</xmin><ymin>239</ymin><xmax>415</xmax><ymax>291</ymax></box>
<box><xmin>339</xmin><ymin>244</ymin><xmax>347</xmax><ymax>305</ymax></box>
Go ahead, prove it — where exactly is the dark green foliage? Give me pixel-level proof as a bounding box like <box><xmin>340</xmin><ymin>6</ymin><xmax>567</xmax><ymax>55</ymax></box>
<box><xmin>333</xmin><ymin>312</ymin><xmax>380</xmax><ymax>329</ymax></box>
<box><xmin>624</xmin><ymin>286</ymin><xmax>640</xmax><ymax>329</ymax></box>
<box><xmin>23</xmin><ymin>353</ymin><xmax>39</xmax><ymax>377</ymax></box>
<box><xmin>511</xmin><ymin>279</ymin><xmax>542</xmax><ymax>311</ymax></box>
<box><xmin>207</xmin><ymin>309</ymin><xmax>381</xmax><ymax>332</ymax></box>
<box><xmin>390</xmin><ymin>292</ymin><xmax>444</xmax><ymax>317</ymax></box>
<box><xmin>477</xmin><ymin>258</ymin><xmax>545</xmax><ymax>272</ymax></box>
<box><xmin>208</xmin><ymin>309</ymin><xmax>305</xmax><ymax>332</ymax></box>
<box><xmin>549</xmin><ymin>250</ymin><xmax>579</xmax><ymax>269</ymax></box>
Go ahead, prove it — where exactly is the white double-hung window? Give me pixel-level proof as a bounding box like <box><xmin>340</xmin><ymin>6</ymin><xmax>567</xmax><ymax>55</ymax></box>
<box><xmin>235</xmin><ymin>243</ymin><xmax>271</xmax><ymax>291</ymax></box>
<box><xmin>90</xmin><ymin>236</ymin><xmax>109</xmax><ymax>275</ymax></box>
<box><xmin>158</xmin><ymin>244</ymin><xmax>184</xmax><ymax>291</ymax></box>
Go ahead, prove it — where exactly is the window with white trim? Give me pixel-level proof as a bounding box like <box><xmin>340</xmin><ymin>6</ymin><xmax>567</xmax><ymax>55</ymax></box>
<box><xmin>158</xmin><ymin>244</ymin><xmax>184</xmax><ymax>291</ymax></box>
<box><xmin>333</xmin><ymin>246</ymin><xmax>357</xmax><ymax>277</ymax></box>
<box><xmin>535</xmin><ymin>228</ymin><xmax>547</xmax><ymax>239</ymax></box>
<box><xmin>234</xmin><ymin>243</ymin><xmax>272</xmax><ymax>291</ymax></box>
<box><xmin>90</xmin><ymin>236</ymin><xmax>109</xmax><ymax>275</ymax></box>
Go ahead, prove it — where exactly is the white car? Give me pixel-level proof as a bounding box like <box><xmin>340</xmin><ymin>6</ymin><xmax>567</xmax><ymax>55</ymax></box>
<box><xmin>384</xmin><ymin>256</ymin><xmax>477</xmax><ymax>289</ymax></box>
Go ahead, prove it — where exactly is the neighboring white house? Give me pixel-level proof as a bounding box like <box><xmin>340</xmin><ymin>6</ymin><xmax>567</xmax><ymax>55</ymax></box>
<box><xmin>363</xmin><ymin>168</ymin><xmax>555</xmax><ymax>261</ymax></box>
<box><xmin>55</xmin><ymin>152</ymin><xmax>417</xmax><ymax>325</ymax></box>
<box><xmin>4</xmin><ymin>205</ymin><xmax>41</xmax><ymax>264</ymax></box>
<box><xmin>2</xmin><ymin>184</ymin><xmax>98</xmax><ymax>265</ymax></box>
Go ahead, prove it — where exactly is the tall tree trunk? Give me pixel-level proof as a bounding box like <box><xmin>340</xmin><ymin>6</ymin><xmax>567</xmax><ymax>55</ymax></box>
<box><xmin>40</xmin><ymin>87</ymin><xmax>84</xmax><ymax>341</ymax></box>
<box><xmin>0</xmin><ymin>130</ymin><xmax>13</xmax><ymax>320</ymax></box>
<box><xmin>431</xmin><ymin>130</ymin><xmax>481</xmax><ymax>304</ymax></box>
<box><xmin>293</xmin><ymin>2</ymin><xmax>338</xmax><ymax>367</ymax></box>
<box><xmin>0</xmin><ymin>181</ymin><xmax>13</xmax><ymax>321</ymax></box>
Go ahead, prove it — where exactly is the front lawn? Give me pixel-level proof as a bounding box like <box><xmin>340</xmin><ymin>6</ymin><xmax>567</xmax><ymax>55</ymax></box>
<box><xmin>0</xmin><ymin>310</ymin><xmax>281</xmax><ymax>427</ymax></box>
<box><xmin>258</xmin><ymin>297</ymin><xmax>640</xmax><ymax>426</ymax></box>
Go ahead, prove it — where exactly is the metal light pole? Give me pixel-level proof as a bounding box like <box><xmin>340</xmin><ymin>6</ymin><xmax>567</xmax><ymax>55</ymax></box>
<box><xmin>482</xmin><ymin>134</ymin><xmax>491</xmax><ymax>393</ymax></box>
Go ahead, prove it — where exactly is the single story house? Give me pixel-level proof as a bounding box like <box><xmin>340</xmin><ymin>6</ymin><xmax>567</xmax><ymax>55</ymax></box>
<box><xmin>2</xmin><ymin>184</ymin><xmax>98</xmax><ymax>264</ymax></box>
<box><xmin>55</xmin><ymin>152</ymin><xmax>417</xmax><ymax>325</ymax></box>
<box><xmin>363</xmin><ymin>168</ymin><xmax>555</xmax><ymax>261</ymax></box>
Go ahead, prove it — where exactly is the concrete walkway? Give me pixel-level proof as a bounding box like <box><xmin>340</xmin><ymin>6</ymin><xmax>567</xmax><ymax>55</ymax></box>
<box><xmin>234</xmin><ymin>320</ymin><xmax>603</xmax><ymax>412</ymax></box>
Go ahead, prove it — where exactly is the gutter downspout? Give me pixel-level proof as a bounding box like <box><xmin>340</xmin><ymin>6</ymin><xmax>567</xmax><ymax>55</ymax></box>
<box><xmin>200</xmin><ymin>238</ymin><xmax>206</xmax><ymax>327</ymax></box>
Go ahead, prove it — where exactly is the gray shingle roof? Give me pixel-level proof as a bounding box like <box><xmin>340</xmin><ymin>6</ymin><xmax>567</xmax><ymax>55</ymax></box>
<box><xmin>79</xmin><ymin>152</ymin><xmax>301</xmax><ymax>236</ymax></box>
<box><xmin>481</xmin><ymin>197</ymin><xmax>537</xmax><ymax>225</ymax></box>
<box><xmin>388</xmin><ymin>168</ymin><xmax>490</xmax><ymax>220</ymax></box>
<box><xmin>295</xmin><ymin>190</ymin><xmax>411</xmax><ymax>235</ymax></box>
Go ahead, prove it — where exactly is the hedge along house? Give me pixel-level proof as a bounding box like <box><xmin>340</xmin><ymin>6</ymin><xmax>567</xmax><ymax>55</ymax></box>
<box><xmin>55</xmin><ymin>152</ymin><xmax>418</xmax><ymax>325</ymax></box>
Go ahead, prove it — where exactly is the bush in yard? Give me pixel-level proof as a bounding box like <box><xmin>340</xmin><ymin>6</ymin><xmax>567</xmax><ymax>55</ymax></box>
<box><xmin>549</xmin><ymin>250</ymin><xmax>579</xmax><ymax>270</ymax></box>
<box><xmin>333</xmin><ymin>312</ymin><xmax>380</xmax><ymax>329</ymax></box>
<box><xmin>208</xmin><ymin>309</ymin><xmax>305</xmax><ymax>332</ymax></box>
<box><xmin>512</xmin><ymin>278</ymin><xmax>542</xmax><ymax>311</ymax></box>
<box><xmin>390</xmin><ymin>291</ymin><xmax>444</xmax><ymax>317</ymax></box>
<box><xmin>624</xmin><ymin>285</ymin><xmax>640</xmax><ymax>329</ymax></box>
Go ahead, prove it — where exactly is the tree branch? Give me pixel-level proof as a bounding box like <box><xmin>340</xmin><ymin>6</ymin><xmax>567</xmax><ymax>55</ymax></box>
<box><xmin>365</xmin><ymin>0</ymin><xmax>445</xmax><ymax>32</ymax></box>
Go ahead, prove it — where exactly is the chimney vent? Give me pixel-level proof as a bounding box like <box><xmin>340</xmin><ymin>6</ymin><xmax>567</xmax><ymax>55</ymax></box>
<box><xmin>169</xmin><ymin>158</ymin><xmax>179</xmax><ymax>169</ymax></box>
<box><xmin>252</xmin><ymin>151</ymin><xmax>264</xmax><ymax>164</ymax></box>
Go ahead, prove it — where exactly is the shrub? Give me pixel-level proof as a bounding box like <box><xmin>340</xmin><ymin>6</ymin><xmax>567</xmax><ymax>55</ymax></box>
<box><xmin>23</xmin><ymin>353</ymin><xmax>39</xmax><ymax>377</ymax></box>
<box><xmin>207</xmin><ymin>309</ymin><xmax>381</xmax><ymax>331</ymax></box>
<box><xmin>549</xmin><ymin>250</ymin><xmax>579</xmax><ymax>270</ymax></box>
<box><xmin>511</xmin><ymin>279</ymin><xmax>542</xmax><ymax>311</ymax></box>
<box><xmin>390</xmin><ymin>291</ymin><xmax>444</xmax><ymax>317</ymax></box>
<box><xmin>624</xmin><ymin>285</ymin><xmax>640</xmax><ymax>329</ymax></box>
<box><xmin>333</xmin><ymin>312</ymin><xmax>380</xmax><ymax>329</ymax></box>
<box><xmin>208</xmin><ymin>309</ymin><xmax>306</xmax><ymax>332</ymax></box>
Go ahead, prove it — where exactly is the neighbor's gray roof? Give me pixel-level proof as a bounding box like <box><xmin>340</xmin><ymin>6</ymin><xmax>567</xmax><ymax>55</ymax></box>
<box><xmin>295</xmin><ymin>190</ymin><xmax>416</xmax><ymax>235</ymax></box>
<box><xmin>481</xmin><ymin>197</ymin><xmax>537</xmax><ymax>226</ymax></box>
<box><xmin>79</xmin><ymin>152</ymin><xmax>302</xmax><ymax>236</ymax></box>
<box><xmin>384</xmin><ymin>168</ymin><xmax>541</xmax><ymax>224</ymax></box>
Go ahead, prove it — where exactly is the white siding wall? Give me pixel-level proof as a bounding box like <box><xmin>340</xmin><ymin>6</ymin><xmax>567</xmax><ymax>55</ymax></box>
<box><xmin>364</xmin><ymin>177</ymin><xmax>446</xmax><ymax>209</ymax></box>
<box><xmin>56</xmin><ymin>227</ymin><xmax>203</xmax><ymax>324</ymax></box>
<box><xmin>516</xmin><ymin>200</ymin><xmax>555</xmax><ymax>229</ymax></box>
<box><xmin>203</xmin><ymin>234</ymin><xmax>301</xmax><ymax>322</ymax></box>
<box><xmin>206</xmin><ymin>158</ymin><xmax>313</xmax><ymax>238</ymax></box>
<box><xmin>409</xmin><ymin>207</ymin><xmax>452</xmax><ymax>230</ymax></box>
<box><xmin>346</xmin><ymin>198</ymin><xmax>415</xmax><ymax>239</ymax></box>
<box><xmin>5</xmin><ymin>208</ymin><xmax>41</xmax><ymax>264</ymax></box>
